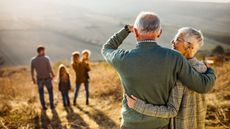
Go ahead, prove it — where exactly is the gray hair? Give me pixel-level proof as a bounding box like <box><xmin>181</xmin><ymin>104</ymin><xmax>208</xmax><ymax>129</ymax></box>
<box><xmin>175</xmin><ymin>27</ymin><xmax>204</xmax><ymax>49</ymax></box>
<box><xmin>134</xmin><ymin>12</ymin><xmax>161</xmax><ymax>34</ymax></box>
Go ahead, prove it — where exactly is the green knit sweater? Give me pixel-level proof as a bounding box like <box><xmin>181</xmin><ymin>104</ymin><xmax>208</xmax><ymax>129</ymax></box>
<box><xmin>101</xmin><ymin>28</ymin><xmax>216</xmax><ymax>129</ymax></box>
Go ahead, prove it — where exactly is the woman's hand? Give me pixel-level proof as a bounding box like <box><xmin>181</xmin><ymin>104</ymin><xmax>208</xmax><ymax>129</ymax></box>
<box><xmin>126</xmin><ymin>94</ymin><xmax>137</xmax><ymax>108</ymax></box>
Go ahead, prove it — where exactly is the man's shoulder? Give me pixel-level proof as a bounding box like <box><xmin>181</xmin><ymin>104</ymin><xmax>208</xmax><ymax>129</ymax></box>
<box><xmin>44</xmin><ymin>56</ymin><xmax>50</xmax><ymax>60</ymax></box>
<box><xmin>155</xmin><ymin>45</ymin><xmax>183</xmax><ymax>59</ymax></box>
<box><xmin>31</xmin><ymin>56</ymin><xmax>39</xmax><ymax>63</ymax></box>
<box><xmin>31</xmin><ymin>56</ymin><xmax>36</xmax><ymax>61</ymax></box>
<box><xmin>31</xmin><ymin>56</ymin><xmax>50</xmax><ymax>62</ymax></box>
<box><xmin>124</xmin><ymin>45</ymin><xmax>182</xmax><ymax>59</ymax></box>
<box><xmin>41</xmin><ymin>56</ymin><xmax>51</xmax><ymax>61</ymax></box>
<box><xmin>113</xmin><ymin>48</ymin><xmax>133</xmax><ymax>59</ymax></box>
<box><xmin>160</xmin><ymin>46</ymin><xmax>179</xmax><ymax>54</ymax></box>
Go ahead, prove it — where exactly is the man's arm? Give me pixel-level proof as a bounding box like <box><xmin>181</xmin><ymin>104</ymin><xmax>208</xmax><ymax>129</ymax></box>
<box><xmin>47</xmin><ymin>57</ymin><xmax>55</xmax><ymax>78</ymax></box>
<box><xmin>177</xmin><ymin>55</ymin><xmax>216</xmax><ymax>93</ymax></box>
<box><xmin>31</xmin><ymin>60</ymin><xmax>36</xmax><ymax>84</ymax></box>
<box><xmin>127</xmin><ymin>84</ymin><xmax>184</xmax><ymax>118</ymax></box>
<box><xmin>101</xmin><ymin>26</ymin><xmax>131</xmax><ymax>67</ymax></box>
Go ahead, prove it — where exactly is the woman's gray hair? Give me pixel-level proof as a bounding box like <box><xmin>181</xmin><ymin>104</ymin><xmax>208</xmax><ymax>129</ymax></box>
<box><xmin>176</xmin><ymin>27</ymin><xmax>204</xmax><ymax>48</ymax></box>
<box><xmin>134</xmin><ymin>12</ymin><xmax>161</xmax><ymax>34</ymax></box>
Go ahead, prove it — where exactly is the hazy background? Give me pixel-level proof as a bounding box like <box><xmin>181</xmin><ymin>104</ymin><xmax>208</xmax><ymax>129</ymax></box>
<box><xmin>0</xmin><ymin>0</ymin><xmax>230</xmax><ymax>66</ymax></box>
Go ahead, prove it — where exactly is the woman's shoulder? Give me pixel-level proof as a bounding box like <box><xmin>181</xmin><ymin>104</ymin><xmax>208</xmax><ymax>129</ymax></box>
<box><xmin>188</xmin><ymin>58</ymin><xmax>207</xmax><ymax>73</ymax></box>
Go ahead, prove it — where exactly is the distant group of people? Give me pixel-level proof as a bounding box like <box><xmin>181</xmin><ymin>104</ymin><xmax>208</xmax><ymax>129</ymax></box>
<box><xmin>31</xmin><ymin>46</ymin><xmax>91</xmax><ymax>110</ymax></box>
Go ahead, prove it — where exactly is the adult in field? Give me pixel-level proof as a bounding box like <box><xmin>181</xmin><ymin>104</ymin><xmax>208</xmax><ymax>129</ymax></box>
<box><xmin>72</xmin><ymin>51</ymin><xmax>91</xmax><ymax>105</ymax></box>
<box><xmin>31</xmin><ymin>45</ymin><xmax>55</xmax><ymax>110</ymax></box>
<box><xmin>81</xmin><ymin>50</ymin><xmax>91</xmax><ymax>105</ymax></box>
<box><xmin>101</xmin><ymin>12</ymin><xmax>216</xmax><ymax>129</ymax></box>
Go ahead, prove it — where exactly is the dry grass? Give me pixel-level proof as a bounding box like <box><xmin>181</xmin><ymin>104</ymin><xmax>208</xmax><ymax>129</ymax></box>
<box><xmin>205</xmin><ymin>62</ymin><xmax>230</xmax><ymax>129</ymax></box>
<box><xmin>0</xmin><ymin>61</ymin><xmax>229</xmax><ymax>129</ymax></box>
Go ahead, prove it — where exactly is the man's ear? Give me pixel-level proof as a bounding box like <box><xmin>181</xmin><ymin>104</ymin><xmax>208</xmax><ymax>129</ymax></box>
<box><xmin>134</xmin><ymin>28</ymin><xmax>139</xmax><ymax>38</ymax></box>
<box><xmin>157</xmin><ymin>29</ymin><xmax>162</xmax><ymax>38</ymax></box>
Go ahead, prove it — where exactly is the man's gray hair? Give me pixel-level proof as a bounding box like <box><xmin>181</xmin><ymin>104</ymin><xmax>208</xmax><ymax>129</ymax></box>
<box><xmin>176</xmin><ymin>27</ymin><xmax>204</xmax><ymax>48</ymax></box>
<box><xmin>134</xmin><ymin>12</ymin><xmax>161</xmax><ymax>34</ymax></box>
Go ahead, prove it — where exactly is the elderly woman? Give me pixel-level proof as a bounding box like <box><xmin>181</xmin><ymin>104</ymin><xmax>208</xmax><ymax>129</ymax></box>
<box><xmin>126</xmin><ymin>27</ymin><xmax>208</xmax><ymax>129</ymax></box>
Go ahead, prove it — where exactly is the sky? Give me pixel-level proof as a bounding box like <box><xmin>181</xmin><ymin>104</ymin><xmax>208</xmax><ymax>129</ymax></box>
<box><xmin>176</xmin><ymin>0</ymin><xmax>230</xmax><ymax>2</ymax></box>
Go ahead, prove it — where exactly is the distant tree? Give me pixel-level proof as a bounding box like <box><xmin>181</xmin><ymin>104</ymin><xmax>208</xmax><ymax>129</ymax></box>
<box><xmin>212</xmin><ymin>45</ymin><xmax>225</xmax><ymax>55</ymax></box>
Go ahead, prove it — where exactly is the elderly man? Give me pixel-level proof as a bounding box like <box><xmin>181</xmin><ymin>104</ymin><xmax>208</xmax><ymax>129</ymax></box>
<box><xmin>31</xmin><ymin>45</ymin><xmax>55</xmax><ymax>110</ymax></box>
<box><xmin>101</xmin><ymin>12</ymin><xmax>216</xmax><ymax>129</ymax></box>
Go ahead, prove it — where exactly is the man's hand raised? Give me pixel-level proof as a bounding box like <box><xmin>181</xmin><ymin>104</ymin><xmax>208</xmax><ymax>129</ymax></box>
<box><xmin>125</xmin><ymin>25</ymin><xmax>134</xmax><ymax>33</ymax></box>
<box><xmin>127</xmin><ymin>25</ymin><xmax>134</xmax><ymax>32</ymax></box>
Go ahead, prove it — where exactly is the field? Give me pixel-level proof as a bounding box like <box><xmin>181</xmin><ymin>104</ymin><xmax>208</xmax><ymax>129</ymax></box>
<box><xmin>0</xmin><ymin>0</ymin><xmax>230</xmax><ymax>66</ymax></box>
<box><xmin>0</xmin><ymin>61</ymin><xmax>230</xmax><ymax>129</ymax></box>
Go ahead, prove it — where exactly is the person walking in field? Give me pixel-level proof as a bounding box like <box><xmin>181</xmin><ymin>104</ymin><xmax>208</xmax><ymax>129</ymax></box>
<box><xmin>31</xmin><ymin>45</ymin><xmax>55</xmax><ymax>110</ymax></box>
<box><xmin>72</xmin><ymin>51</ymin><xmax>82</xmax><ymax>106</ymax></box>
<box><xmin>72</xmin><ymin>51</ymin><xmax>91</xmax><ymax>105</ymax></box>
<box><xmin>81</xmin><ymin>50</ymin><xmax>91</xmax><ymax>105</ymax></box>
<box><xmin>57</xmin><ymin>64</ymin><xmax>71</xmax><ymax>107</ymax></box>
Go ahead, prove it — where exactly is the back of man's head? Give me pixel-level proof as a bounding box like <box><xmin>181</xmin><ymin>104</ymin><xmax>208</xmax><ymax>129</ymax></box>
<box><xmin>37</xmin><ymin>45</ymin><xmax>45</xmax><ymax>56</ymax></box>
<box><xmin>134</xmin><ymin>12</ymin><xmax>162</xmax><ymax>41</ymax></box>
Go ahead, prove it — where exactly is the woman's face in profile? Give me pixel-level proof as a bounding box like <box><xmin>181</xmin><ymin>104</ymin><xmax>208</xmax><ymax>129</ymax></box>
<box><xmin>171</xmin><ymin>35</ymin><xmax>187</xmax><ymax>55</ymax></box>
<box><xmin>171</xmin><ymin>34</ymin><xmax>196</xmax><ymax>59</ymax></box>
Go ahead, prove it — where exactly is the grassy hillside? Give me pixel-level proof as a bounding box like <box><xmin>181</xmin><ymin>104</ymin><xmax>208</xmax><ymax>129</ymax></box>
<box><xmin>0</xmin><ymin>61</ymin><xmax>230</xmax><ymax>129</ymax></box>
<box><xmin>0</xmin><ymin>0</ymin><xmax>230</xmax><ymax>66</ymax></box>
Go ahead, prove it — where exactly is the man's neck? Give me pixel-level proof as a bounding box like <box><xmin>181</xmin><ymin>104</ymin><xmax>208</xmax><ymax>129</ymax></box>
<box><xmin>137</xmin><ymin>39</ymin><xmax>156</xmax><ymax>44</ymax></box>
<box><xmin>38</xmin><ymin>54</ymin><xmax>44</xmax><ymax>57</ymax></box>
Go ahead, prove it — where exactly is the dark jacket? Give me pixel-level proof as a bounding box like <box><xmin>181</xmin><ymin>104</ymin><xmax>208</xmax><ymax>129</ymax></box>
<box><xmin>81</xmin><ymin>61</ymin><xmax>91</xmax><ymax>79</ymax></box>
<box><xmin>58</xmin><ymin>75</ymin><xmax>71</xmax><ymax>92</ymax></box>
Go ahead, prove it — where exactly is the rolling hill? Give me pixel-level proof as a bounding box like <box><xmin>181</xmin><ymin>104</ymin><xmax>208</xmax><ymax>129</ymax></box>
<box><xmin>0</xmin><ymin>0</ymin><xmax>230</xmax><ymax>66</ymax></box>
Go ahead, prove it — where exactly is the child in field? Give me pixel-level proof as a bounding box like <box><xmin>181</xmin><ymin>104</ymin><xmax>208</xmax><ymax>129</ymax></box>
<box><xmin>58</xmin><ymin>64</ymin><xmax>71</xmax><ymax>107</ymax></box>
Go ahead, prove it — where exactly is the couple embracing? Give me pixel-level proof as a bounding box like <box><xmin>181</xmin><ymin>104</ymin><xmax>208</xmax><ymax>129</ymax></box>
<box><xmin>102</xmin><ymin>12</ymin><xmax>216</xmax><ymax>129</ymax></box>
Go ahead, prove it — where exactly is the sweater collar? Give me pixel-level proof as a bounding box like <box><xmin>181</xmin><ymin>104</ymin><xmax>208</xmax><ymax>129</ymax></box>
<box><xmin>136</xmin><ymin>40</ymin><xmax>158</xmax><ymax>48</ymax></box>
